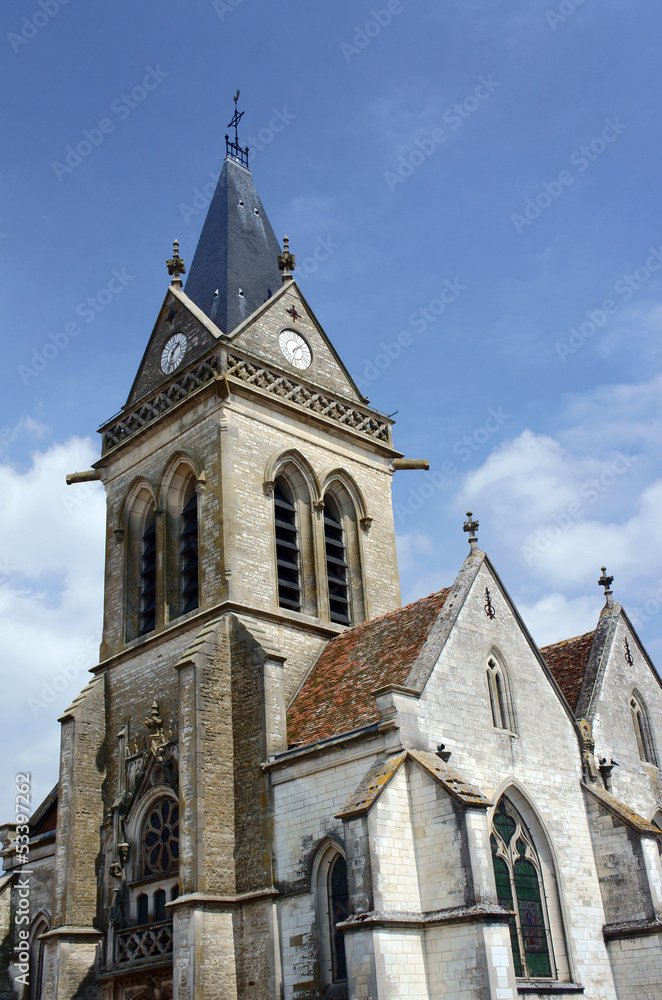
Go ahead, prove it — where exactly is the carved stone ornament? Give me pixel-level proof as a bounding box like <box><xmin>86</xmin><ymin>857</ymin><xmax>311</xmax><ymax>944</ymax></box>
<box><xmin>360</xmin><ymin>517</ymin><xmax>373</xmax><ymax>532</ymax></box>
<box><xmin>113</xmin><ymin>527</ymin><xmax>125</xmax><ymax>543</ymax></box>
<box><xmin>263</xmin><ymin>480</ymin><xmax>276</xmax><ymax>497</ymax></box>
<box><xmin>578</xmin><ymin>718</ymin><xmax>599</xmax><ymax>783</ymax></box>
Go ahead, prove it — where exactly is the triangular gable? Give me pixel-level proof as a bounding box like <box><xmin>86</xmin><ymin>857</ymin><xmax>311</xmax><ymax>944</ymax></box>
<box><xmin>582</xmin><ymin>782</ymin><xmax>660</xmax><ymax>836</ymax></box>
<box><xmin>335</xmin><ymin>750</ymin><xmax>490</xmax><ymax>820</ymax></box>
<box><xmin>404</xmin><ymin>551</ymin><xmax>582</xmax><ymax>732</ymax></box>
<box><xmin>565</xmin><ymin>604</ymin><xmax>662</xmax><ymax>723</ymax></box>
<box><xmin>124</xmin><ymin>286</ymin><xmax>225</xmax><ymax>407</ymax></box>
<box><xmin>229</xmin><ymin>279</ymin><xmax>367</xmax><ymax>403</ymax></box>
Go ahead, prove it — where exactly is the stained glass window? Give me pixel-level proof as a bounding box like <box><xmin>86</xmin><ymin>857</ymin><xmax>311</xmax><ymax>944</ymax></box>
<box><xmin>142</xmin><ymin>797</ymin><xmax>180</xmax><ymax>876</ymax></box>
<box><xmin>490</xmin><ymin>798</ymin><xmax>554</xmax><ymax>980</ymax></box>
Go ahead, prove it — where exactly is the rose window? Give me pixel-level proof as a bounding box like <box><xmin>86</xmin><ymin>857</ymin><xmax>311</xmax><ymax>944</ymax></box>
<box><xmin>142</xmin><ymin>798</ymin><xmax>179</xmax><ymax>875</ymax></box>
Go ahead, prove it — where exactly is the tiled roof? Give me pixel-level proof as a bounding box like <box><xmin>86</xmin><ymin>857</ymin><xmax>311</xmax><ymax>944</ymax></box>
<box><xmin>287</xmin><ymin>589</ymin><xmax>450</xmax><ymax>748</ymax></box>
<box><xmin>541</xmin><ymin>629</ymin><xmax>596</xmax><ymax>711</ymax></box>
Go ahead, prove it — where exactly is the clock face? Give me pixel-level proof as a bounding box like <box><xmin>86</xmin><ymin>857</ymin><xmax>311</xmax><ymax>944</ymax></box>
<box><xmin>278</xmin><ymin>329</ymin><xmax>312</xmax><ymax>370</ymax></box>
<box><xmin>161</xmin><ymin>333</ymin><xmax>187</xmax><ymax>375</ymax></box>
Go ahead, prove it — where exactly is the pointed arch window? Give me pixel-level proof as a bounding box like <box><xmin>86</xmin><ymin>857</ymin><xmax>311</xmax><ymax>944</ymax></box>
<box><xmin>274</xmin><ymin>479</ymin><xmax>301</xmax><ymax>612</ymax></box>
<box><xmin>631</xmin><ymin>691</ymin><xmax>658</xmax><ymax>766</ymax></box>
<box><xmin>491</xmin><ymin>797</ymin><xmax>555</xmax><ymax>980</ymax></box>
<box><xmin>179</xmin><ymin>487</ymin><xmax>198</xmax><ymax>616</ymax></box>
<box><xmin>324</xmin><ymin>495</ymin><xmax>350</xmax><ymax>625</ymax></box>
<box><xmin>321</xmin><ymin>478</ymin><xmax>366</xmax><ymax>627</ymax></box>
<box><xmin>486</xmin><ymin>657</ymin><xmax>516</xmax><ymax>733</ymax></box>
<box><xmin>138</xmin><ymin>512</ymin><xmax>157</xmax><ymax>635</ymax></box>
<box><xmin>329</xmin><ymin>853</ymin><xmax>349</xmax><ymax>982</ymax></box>
<box><xmin>316</xmin><ymin>845</ymin><xmax>349</xmax><ymax>990</ymax></box>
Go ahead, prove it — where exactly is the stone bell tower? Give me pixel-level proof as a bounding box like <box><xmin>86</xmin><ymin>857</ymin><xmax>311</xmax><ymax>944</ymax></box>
<box><xmin>44</xmin><ymin>98</ymin><xmax>416</xmax><ymax>999</ymax></box>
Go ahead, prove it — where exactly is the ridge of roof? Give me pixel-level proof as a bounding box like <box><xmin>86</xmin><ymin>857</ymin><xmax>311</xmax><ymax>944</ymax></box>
<box><xmin>286</xmin><ymin>588</ymin><xmax>451</xmax><ymax>749</ymax></box>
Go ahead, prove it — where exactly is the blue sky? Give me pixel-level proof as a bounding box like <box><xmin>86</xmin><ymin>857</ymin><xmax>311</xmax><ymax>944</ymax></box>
<box><xmin>2</xmin><ymin>0</ymin><xmax>662</xmax><ymax>817</ymax></box>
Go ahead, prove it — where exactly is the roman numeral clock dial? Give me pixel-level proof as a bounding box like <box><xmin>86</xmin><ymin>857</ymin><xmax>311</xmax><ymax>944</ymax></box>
<box><xmin>279</xmin><ymin>329</ymin><xmax>311</xmax><ymax>370</ymax></box>
<box><xmin>161</xmin><ymin>332</ymin><xmax>187</xmax><ymax>374</ymax></box>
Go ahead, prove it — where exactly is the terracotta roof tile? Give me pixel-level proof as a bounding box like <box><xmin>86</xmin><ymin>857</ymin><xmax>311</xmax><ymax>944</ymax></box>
<box><xmin>541</xmin><ymin>630</ymin><xmax>595</xmax><ymax>711</ymax></box>
<box><xmin>287</xmin><ymin>589</ymin><xmax>451</xmax><ymax>748</ymax></box>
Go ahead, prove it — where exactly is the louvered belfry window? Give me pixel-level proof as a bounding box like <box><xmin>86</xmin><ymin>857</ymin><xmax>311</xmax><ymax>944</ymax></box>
<box><xmin>180</xmin><ymin>492</ymin><xmax>199</xmax><ymax>615</ymax></box>
<box><xmin>324</xmin><ymin>497</ymin><xmax>350</xmax><ymax>625</ymax></box>
<box><xmin>138</xmin><ymin>515</ymin><xmax>157</xmax><ymax>635</ymax></box>
<box><xmin>274</xmin><ymin>481</ymin><xmax>301</xmax><ymax>611</ymax></box>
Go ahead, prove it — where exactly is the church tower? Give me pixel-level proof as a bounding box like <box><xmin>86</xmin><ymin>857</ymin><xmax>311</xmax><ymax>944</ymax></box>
<box><xmin>44</xmin><ymin>105</ymin><xmax>406</xmax><ymax>999</ymax></box>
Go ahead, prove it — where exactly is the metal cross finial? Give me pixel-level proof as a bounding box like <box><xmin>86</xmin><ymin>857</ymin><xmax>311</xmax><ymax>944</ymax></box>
<box><xmin>598</xmin><ymin>566</ymin><xmax>614</xmax><ymax>605</ymax></box>
<box><xmin>166</xmin><ymin>239</ymin><xmax>186</xmax><ymax>287</ymax></box>
<box><xmin>225</xmin><ymin>90</ymin><xmax>250</xmax><ymax>167</ymax></box>
<box><xmin>278</xmin><ymin>234</ymin><xmax>296</xmax><ymax>281</ymax></box>
<box><xmin>463</xmin><ymin>511</ymin><xmax>479</xmax><ymax>550</ymax></box>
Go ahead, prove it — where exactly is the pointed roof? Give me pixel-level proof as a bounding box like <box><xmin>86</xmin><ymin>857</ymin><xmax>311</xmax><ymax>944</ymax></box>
<box><xmin>184</xmin><ymin>156</ymin><xmax>283</xmax><ymax>333</ymax></box>
<box><xmin>286</xmin><ymin>589</ymin><xmax>451</xmax><ymax>748</ymax></box>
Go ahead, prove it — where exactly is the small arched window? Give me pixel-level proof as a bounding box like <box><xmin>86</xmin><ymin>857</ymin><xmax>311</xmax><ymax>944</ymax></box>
<box><xmin>315</xmin><ymin>845</ymin><xmax>349</xmax><ymax>989</ymax></box>
<box><xmin>142</xmin><ymin>797</ymin><xmax>180</xmax><ymax>877</ymax></box>
<box><xmin>274</xmin><ymin>478</ymin><xmax>301</xmax><ymax>612</ymax></box>
<box><xmin>491</xmin><ymin>797</ymin><xmax>555</xmax><ymax>980</ymax></box>
<box><xmin>329</xmin><ymin>854</ymin><xmax>349</xmax><ymax>982</ymax></box>
<box><xmin>631</xmin><ymin>691</ymin><xmax>658</xmax><ymax>766</ymax></box>
<box><xmin>136</xmin><ymin>893</ymin><xmax>149</xmax><ymax>925</ymax></box>
<box><xmin>486</xmin><ymin>657</ymin><xmax>516</xmax><ymax>733</ymax></box>
<box><xmin>28</xmin><ymin>917</ymin><xmax>49</xmax><ymax>1000</ymax></box>
<box><xmin>154</xmin><ymin>888</ymin><xmax>167</xmax><ymax>922</ymax></box>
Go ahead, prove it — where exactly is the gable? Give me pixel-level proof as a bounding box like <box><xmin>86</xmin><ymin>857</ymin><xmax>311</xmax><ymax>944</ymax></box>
<box><xmin>125</xmin><ymin>287</ymin><xmax>222</xmax><ymax>407</ymax></box>
<box><xmin>229</xmin><ymin>281</ymin><xmax>365</xmax><ymax>403</ymax></box>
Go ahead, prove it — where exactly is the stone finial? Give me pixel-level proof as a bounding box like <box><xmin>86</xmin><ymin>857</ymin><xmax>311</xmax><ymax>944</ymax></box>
<box><xmin>598</xmin><ymin>566</ymin><xmax>614</xmax><ymax>606</ymax></box>
<box><xmin>166</xmin><ymin>239</ymin><xmax>186</xmax><ymax>287</ymax></box>
<box><xmin>463</xmin><ymin>511</ymin><xmax>479</xmax><ymax>551</ymax></box>
<box><xmin>278</xmin><ymin>235</ymin><xmax>296</xmax><ymax>281</ymax></box>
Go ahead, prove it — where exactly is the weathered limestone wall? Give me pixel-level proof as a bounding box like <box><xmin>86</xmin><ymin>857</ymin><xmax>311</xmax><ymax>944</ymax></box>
<box><xmin>417</xmin><ymin>561</ymin><xmax>614</xmax><ymax>995</ymax></box>
<box><xmin>607</xmin><ymin>933</ymin><xmax>662</xmax><ymax>1000</ymax></box>
<box><xmin>589</xmin><ymin>617</ymin><xmax>662</xmax><ymax>820</ymax></box>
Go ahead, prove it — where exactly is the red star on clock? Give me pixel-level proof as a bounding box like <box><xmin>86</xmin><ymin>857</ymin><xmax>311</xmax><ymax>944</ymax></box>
<box><xmin>286</xmin><ymin>305</ymin><xmax>301</xmax><ymax>321</ymax></box>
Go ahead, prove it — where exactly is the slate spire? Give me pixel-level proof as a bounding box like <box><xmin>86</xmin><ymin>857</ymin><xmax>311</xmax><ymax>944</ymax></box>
<box><xmin>184</xmin><ymin>101</ymin><xmax>283</xmax><ymax>334</ymax></box>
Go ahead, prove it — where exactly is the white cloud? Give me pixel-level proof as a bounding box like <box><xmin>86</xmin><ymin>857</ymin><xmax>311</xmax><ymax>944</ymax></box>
<box><xmin>518</xmin><ymin>593</ymin><xmax>603</xmax><ymax>647</ymax></box>
<box><xmin>0</xmin><ymin>433</ymin><xmax>105</xmax><ymax>820</ymax></box>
